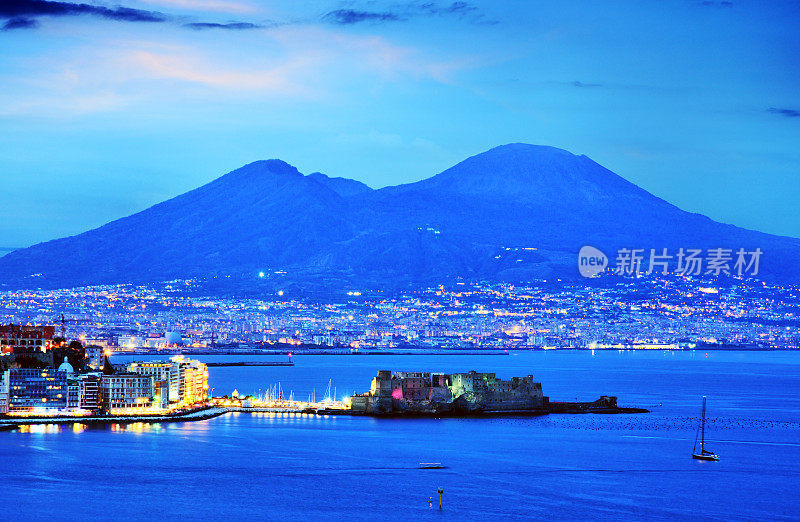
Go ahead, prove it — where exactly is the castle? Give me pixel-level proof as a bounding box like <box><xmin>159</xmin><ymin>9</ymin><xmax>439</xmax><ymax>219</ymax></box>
<box><xmin>349</xmin><ymin>370</ymin><xmax>548</xmax><ymax>415</ymax></box>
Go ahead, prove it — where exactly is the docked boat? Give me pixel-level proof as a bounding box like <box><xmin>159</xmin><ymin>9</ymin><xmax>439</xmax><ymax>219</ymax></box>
<box><xmin>692</xmin><ymin>396</ymin><xmax>719</xmax><ymax>461</ymax></box>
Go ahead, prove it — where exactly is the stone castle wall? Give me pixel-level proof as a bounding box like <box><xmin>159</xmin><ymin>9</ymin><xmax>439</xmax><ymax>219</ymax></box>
<box><xmin>351</xmin><ymin>370</ymin><xmax>547</xmax><ymax>414</ymax></box>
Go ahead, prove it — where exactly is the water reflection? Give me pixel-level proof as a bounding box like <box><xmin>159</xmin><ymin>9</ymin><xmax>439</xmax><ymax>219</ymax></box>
<box><xmin>246</xmin><ymin>411</ymin><xmax>330</xmax><ymax>425</ymax></box>
<box><xmin>110</xmin><ymin>422</ymin><xmax>165</xmax><ymax>433</ymax></box>
<box><xmin>15</xmin><ymin>421</ymin><xmax>170</xmax><ymax>434</ymax></box>
<box><xmin>17</xmin><ymin>424</ymin><xmax>63</xmax><ymax>434</ymax></box>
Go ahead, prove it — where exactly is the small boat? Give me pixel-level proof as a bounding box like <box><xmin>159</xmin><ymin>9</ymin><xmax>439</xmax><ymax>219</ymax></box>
<box><xmin>419</xmin><ymin>462</ymin><xmax>445</xmax><ymax>469</ymax></box>
<box><xmin>692</xmin><ymin>396</ymin><xmax>719</xmax><ymax>461</ymax></box>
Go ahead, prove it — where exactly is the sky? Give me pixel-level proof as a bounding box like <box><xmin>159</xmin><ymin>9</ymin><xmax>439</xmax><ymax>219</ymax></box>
<box><xmin>1</xmin><ymin>0</ymin><xmax>799</xmax><ymax>248</ymax></box>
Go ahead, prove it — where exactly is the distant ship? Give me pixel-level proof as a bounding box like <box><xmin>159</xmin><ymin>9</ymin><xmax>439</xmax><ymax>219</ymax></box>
<box><xmin>692</xmin><ymin>396</ymin><xmax>719</xmax><ymax>461</ymax></box>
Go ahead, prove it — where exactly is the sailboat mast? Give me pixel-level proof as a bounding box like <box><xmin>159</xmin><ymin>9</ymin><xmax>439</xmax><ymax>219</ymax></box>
<box><xmin>700</xmin><ymin>396</ymin><xmax>706</xmax><ymax>451</ymax></box>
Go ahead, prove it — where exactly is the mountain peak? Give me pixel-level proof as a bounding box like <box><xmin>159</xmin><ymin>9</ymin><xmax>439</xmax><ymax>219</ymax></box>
<box><xmin>463</xmin><ymin>143</ymin><xmax>584</xmax><ymax>172</ymax></box>
<box><xmin>399</xmin><ymin>143</ymin><xmax>641</xmax><ymax>205</ymax></box>
<box><xmin>207</xmin><ymin>159</ymin><xmax>306</xmax><ymax>194</ymax></box>
<box><xmin>486</xmin><ymin>143</ymin><xmax>578</xmax><ymax>157</ymax></box>
<box><xmin>231</xmin><ymin>159</ymin><xmax>303</xmax><ymax>178</ymax></box>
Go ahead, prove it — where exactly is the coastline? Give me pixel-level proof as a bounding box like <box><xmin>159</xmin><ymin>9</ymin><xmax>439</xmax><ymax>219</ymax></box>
<box><xmin>112</xmin><ymin>347</ymin><xmax>799</xmax><ymax>359</ymax></box>
<box><xmin>0</xmin><ymin>406</ymin><xmax>228</xmax><ymax>427</ymax></box>
<box><xmin>0</xmin><ymin>403</ymin><xmax>649</xmax><ymax>427</ymax></box>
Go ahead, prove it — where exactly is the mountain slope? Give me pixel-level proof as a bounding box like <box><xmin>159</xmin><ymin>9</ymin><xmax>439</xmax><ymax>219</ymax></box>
<box><xmin>307</xmin><ymin>172</ymin><xmax>372</xmax><ymax>197</ymax></box>
<box><xmin>346</xmin><ymin>144</ymin><xmax>799</xmax><ymax>281</ymax></box>
<box><xmin>1</xmin><ymin>144</ymin><xmax>797</xmax><ymax>288</ymax></box>
<box><xmin>0</xmin><ymin>160</ymin><xmax>354</xmax><ymax>285</ymax></box>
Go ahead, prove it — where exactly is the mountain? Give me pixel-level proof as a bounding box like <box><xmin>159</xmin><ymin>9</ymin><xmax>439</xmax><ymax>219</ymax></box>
<box><xmin>1</xmin><ymin>144</ymin><xmax>798</xmax><ymax>289</ymax></box>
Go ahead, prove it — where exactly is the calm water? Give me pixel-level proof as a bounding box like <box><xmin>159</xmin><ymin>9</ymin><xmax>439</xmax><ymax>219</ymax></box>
<box><xmin>2</xmin><ymin>351</ymin><xmax>800</xmax><ymax>520</ymax></box>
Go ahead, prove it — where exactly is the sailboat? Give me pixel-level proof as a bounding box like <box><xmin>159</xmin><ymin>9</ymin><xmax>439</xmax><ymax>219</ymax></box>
<box><xmin>692</xmin><ymin>396</ymin><xmax>719</xmax><ymax>461</ymax></box>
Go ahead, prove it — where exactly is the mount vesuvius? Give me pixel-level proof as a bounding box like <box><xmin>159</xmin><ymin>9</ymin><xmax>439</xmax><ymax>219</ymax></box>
<box><xmin>1</xmin><ymin>144</ymin><xmax>798</xmax><ymax>289</ymax></box>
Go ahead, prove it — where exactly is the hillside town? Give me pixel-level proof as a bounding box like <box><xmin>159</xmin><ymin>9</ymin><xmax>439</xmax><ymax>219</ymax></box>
<box><xmin>0</xmin><ymin>274</ymin><xmax>797</xmax><ymax>352</ymax></box>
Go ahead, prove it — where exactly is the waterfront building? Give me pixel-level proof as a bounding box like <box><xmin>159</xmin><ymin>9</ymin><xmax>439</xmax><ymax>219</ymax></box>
<box><xmin>2</xmin><ymin>368</ymin><xmax>68</xmax><ymax>413</ymax></box>
<box><xmin>125</xmin><ymin>356</ymin><xmax>208</xmax><ymax>407</ymax></box>
<box><xmin>0</xmin><ymin>377</ymin><xmax>7</xmax><ymax>413</ymax></box>
<box><xmin>101</xmin><ymin>374</ymin><xmax>158</xmax><ymax>413</ymax></box>
<box><xmin>127</xmin><ymin>360</ymin><xmax>180</xmax><ymax>403</ymax></box>
<box><xmin>79</xmin><ymin>374</ymin><xmax>102</xmax><ymax>412</ymax></box>
<box><xmin>67</xmin><ymin>379</ymin><xmax>80</xmax><ymax>409</ymax></box>
<box><xmin>180</xmin><ymin>358</ymin><xmax>209</xmax><ymax>406</ymax></box>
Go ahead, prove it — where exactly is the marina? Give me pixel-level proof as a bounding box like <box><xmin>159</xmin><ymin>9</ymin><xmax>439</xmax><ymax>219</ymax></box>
<box><xmin>0</xmin><ymin>361</ymin><xmax>648</xmax><ymax>426</ymax></box>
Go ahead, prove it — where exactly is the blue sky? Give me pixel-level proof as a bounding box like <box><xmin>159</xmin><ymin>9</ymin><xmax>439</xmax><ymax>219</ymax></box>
<box><xmin>1</xmin><ymin>0</ymin><xmax>798</xmax><ymax>247</ymax></box>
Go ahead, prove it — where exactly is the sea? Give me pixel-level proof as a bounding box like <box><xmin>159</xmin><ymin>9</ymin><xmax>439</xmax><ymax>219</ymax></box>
<box><xmin>2</xmin><ymin>350</ymin><xmax>799</xmax><ymax>520</ymax></box>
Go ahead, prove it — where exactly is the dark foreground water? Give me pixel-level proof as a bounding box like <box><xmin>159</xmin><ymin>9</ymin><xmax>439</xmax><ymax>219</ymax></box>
<box><xmin>2</xmin><ymin>351</ymin><xmax>800</xmax><ymax>520</ymax></box>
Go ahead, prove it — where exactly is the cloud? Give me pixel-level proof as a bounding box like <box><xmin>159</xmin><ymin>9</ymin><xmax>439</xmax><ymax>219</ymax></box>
<box><xmin>2</xmin><ymin>16</ymin><xmax>37</xmax><ymax>30</ymax></box>
<box><xmin>573</xmin><ymin>81</ymin><xmax>602</xmax><ymax>88</ymax></box>
<box><xmin>322</xmin><ymin>2</ymin><xmax>489</xmax><ymax>25</ymax></box>
<box><xmin>183</xmin><ymin>21</ymin><xmax>262</xmax><ymax>30</ymax></box>
<box><xmin>0</xmin><ymin>0</ymin><xmax>167</xmax><ymax>23</ymax></box>
<box><xmin>0</xmin><ymin>0</ymin><xmax>270</xmax><ymax>32</ymax></box>
<box><xmin>127</xmin><ymin>48</ymin><xmax>313</xmax><ymax>93</ymax></box>
<box><xmin>0</xmin><ymin>25</ymin><xmax>472</xmax><ymax>118</ymax></box>
<box><xmin>139</xmin><ymin>0</ymin><xmax>257</xmax><ymax>14</ymax></box>
<box><xmin>322</xmin><ymin>9</ymin><xmax>403</xmax><ymax>25</ymax></box>
<box><xmin>418</xmin><ymin>1</ymin><xmax>477</xmax><ymax>16</ymax></box>
<box><xmin>768</xmin><ymin>107</ymin><xmax>800</xmax><ymax>118</ymax></box>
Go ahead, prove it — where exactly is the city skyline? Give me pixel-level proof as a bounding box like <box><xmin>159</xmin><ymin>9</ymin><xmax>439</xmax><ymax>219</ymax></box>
<box><xmin>1</xmin><ymin>0</ymin><xmax>799</xmax><ymax>248</ymax></box>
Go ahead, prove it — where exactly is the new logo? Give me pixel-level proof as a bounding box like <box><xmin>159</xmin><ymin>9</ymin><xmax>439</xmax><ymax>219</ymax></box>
<box><xmin>578</xmin><ymin>245</ymin><xmax>608</xmax><ymax>277</ymax></box>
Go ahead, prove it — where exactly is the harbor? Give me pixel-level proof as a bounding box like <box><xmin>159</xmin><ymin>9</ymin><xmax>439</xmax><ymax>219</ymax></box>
<box><xmin>0</xmin><ymin>367</ymin><xmax>647</xmax><ymax>426</ymax></box>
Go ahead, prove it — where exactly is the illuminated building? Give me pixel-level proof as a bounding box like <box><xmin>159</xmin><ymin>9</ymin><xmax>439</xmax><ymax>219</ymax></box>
<box><xmin>180</xmin><ymin>359</ymin><xmax>209</xmax><ymax>406</ymax></box>
<box><xmin>84</xmin><ymin>346</ymin><xmax>106</xmax><ymax>370</ymax></box>
<box><xmin>79</xmin><ymin>374</ymin><xmax>102</xmax><ymax>412</ymax></box>
<box><xmin>0</xmin><ymin>377</ymin><xmax>6</xmax><ymax>413</ymax></box>
<box><xmin>116</xmin><ymin>335</ymin><xmax>143</xmax><ymax>349</ymax></box>
<box><xmin>2</xmin><ymin>368</ymin><xmax>67</xmax><ymax>413</ymax></box>
<box><xmin>125</xmin><ymin>356</ymin><xmax>208</xmax><ymax>407</ymax></box>
<box><xmin>127</xmin><ymin>360</ymin><xmax>179</xmax><ymax>402</ymax></box>
<box><xmin>66</xmin><ymin>379</ymin><xmax>81</xmax><ymax>409</ymax></box>
<box><xmin>0</xmin><ymin>324</ymin><xmax>55</xmax><ymax>354</ymax></box>
<box><xmin>101</xmin><ymin>374</ymin><xmax>157</xmax><ymax>413</ymax></box>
